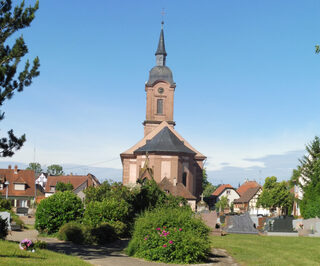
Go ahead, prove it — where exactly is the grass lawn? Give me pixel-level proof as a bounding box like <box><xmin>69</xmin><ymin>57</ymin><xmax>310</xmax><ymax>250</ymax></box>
<box><xmin>0</xmin><ymin>240</ymin><xmax>90</xmax><ymax>266</ymax></box>
<box><xmin>211</xmin><ymin>234</ymin><xmax>320</xmax><ymax>265</ymax></box>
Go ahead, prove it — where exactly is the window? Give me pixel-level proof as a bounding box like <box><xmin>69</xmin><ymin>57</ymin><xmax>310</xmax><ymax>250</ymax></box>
<box><xmin>157</xmin><ymin>99</ymin><xmax>163</xmax><ymax>114</ymax></box>
<box><xmin>50</xmin><ymin>186</ymin><xmax>55</xmax><ymax>192</ymax></box>
<box><xmin>14</xmin><ymin>184</ymin><xmax>25</xmax><ymax>190</ymax></box>
<box><xmin>182</xmin><ymin>172</ymin><xmax>187</xmax><ymax>186</ymax></box>
<box><xmin>226</xmin><ymin>190</ymin><xmax>230</xmax><ymax>195</ymax></box>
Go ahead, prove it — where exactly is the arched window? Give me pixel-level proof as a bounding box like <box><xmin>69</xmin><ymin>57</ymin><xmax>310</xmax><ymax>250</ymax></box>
<box><xmin>157</xmin><ymin>99</ymin><xmax>163</xmax><ymax>114</ymax></box>
<box><xmin>182</xmin><ymin>172</ymin><xmax>187</xmax><ymax>186</ymax></box>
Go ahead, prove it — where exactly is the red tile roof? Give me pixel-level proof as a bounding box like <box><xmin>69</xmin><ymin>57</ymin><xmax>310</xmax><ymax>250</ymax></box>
<box><xmin>212</xmin><ymin>184</ymin><xmax>233</xmax><ymax>197</ymax></box>
<box><xmin>234</xmin><ymin>186</ymin><xmax>261</xmax><ymax>203</ymax></box>
<box><xmin>45</xmin><ymin>174</ymin><xmax>99</xmax><ymax>193</ymax></box>
<box><xmin>0</xmin><ymin>168</ymin><xmax>35</xmax><ymax>197</ymax></box>
<box><xmin>237</xmin><ymin>181</ymin><xmax>260</xmax><ymax>196</ymax></box>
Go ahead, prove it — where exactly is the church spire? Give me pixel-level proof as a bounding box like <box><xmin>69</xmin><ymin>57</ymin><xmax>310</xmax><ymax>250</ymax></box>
<box><xmin>155</xmin><ymin>21</ymin><xmax>167</xmax><ymax>66</ymax></box>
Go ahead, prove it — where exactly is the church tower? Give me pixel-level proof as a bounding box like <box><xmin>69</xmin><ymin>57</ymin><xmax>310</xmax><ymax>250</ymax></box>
<box><xmin>143</xmin><ymin>22</ymin><xmax>176</xmax><ymax>136</ymax></box>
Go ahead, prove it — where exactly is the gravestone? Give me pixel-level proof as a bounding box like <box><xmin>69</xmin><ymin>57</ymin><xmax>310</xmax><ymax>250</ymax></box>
<box><xmin>0</xmin><ymin>211</ymin><xmax>11</xmax><ymax>231</ymax></box>
<box><xmin>226</xmin><ymin>212</ymin><xmax>259</xmax><ymax>234</ymax></box>
<box><xmin>265</xmin><ymin>216</ymin><xmax>293</xmax><ymax>232</ymax></box>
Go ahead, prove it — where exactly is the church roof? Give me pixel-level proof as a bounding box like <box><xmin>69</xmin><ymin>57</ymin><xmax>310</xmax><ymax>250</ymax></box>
<box><xmin>159</xmin><ymin>177</ymin><xmax>196</xmax><ymax>200</ymax></box>
<box><xmin>134</xmin><ymin>126</ymin><xmax>196</xmax><ymax>155</ymax></box>
<box><xmin>155</xmin><ymin>24</ymin><xmax>167</xmax><ymax>56</ymax></box>
<box><xmin>121</xmin><ymin>121</ymin><xmax>206</xmax><ymax>159</ymax></box>
<box><xmin>147</xmin><ymin>66</ymin><xmax>175</xmax><ymax>87</ymax></box>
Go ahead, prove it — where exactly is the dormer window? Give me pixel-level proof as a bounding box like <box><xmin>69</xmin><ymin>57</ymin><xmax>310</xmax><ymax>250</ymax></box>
<box><xmin>14</xmin><ymin>183</ymin><xmax>26</xmax><ymax>191</ymax></box>
<box><xmin>50</xmin><ymin>186</ymin><xmax>55</xmax><ymax>192</ymax></box>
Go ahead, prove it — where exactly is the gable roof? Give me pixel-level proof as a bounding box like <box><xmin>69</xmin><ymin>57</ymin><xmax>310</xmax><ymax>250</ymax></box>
<box><xmin>158</xmin><ymin>177</ymin><xmax>196</xmax><ymax>200</ymax></box>
<box><xmin>212</xmin><ymin>184</ymin><xmax>234</xmax><ymax>197</ymax></box>
<box><xmin>234</xmin><ymin>186</ymin><xmax>261</xmax><ymax>203</ymax></box>
<box><xmin>134</xmin><ymin>127</ymin><xmax>196</xmax><ymax>155</ymax></box>
<box><xmin>45</xmin><ymin>174</ymin><xmax>99</xmax><ymax>193</ymax></box>
<box><xmin>0</xmin><ymin>168</ymin><xmax>35</xmax><ymax>197</ymax></box>
<box><xmin>121</xmin><ymin>121</ymin><xmax>206</xmax><ymax>160</ymax></box>
<box><xmin>237</xmin><ymin>181</ymin><xmax>260</xmax><ymax>196</ymax></box>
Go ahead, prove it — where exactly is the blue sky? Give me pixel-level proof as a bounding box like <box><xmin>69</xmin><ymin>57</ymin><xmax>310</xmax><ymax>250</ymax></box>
<box><xmin>0</xmin><ymin>0</ymin><xmax>319</xmax><ymax>185</ymax></box>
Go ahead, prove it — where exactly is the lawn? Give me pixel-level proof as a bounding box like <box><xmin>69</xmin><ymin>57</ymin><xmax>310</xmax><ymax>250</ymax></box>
<box><xmin>211</xmin><ymin>234</ymin><xmax>320</xmax><ymax>265</ymax></box>
<box><xmin>0</xmin><ymin>240</ymin><xmax>90</xmax><ymax>266</ymax></box>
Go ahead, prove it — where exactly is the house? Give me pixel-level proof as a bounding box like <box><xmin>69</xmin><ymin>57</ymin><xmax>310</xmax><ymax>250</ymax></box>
<box><xmin>0</xmin><ymin>165</ymin><xmax>36</xmax><ymax>212</ymax></box>
<box><xmin>237</xmin><ymin>180</ymin><xmax>260</xmax><ymax>196</ymax></box>
<box><xmin>35</xmin><ymin>172</ymin><xmax>48</xmax><ymax>189</ymax></box>
<box><xmin>44</xmin><ymin>174</ymin><xmax>100</xmax><ymax>201</ymax></box>
<box><xmin>212</xmin><ymin>184</ymin><xmax>240</xmax><ymax>206</ymax></box>
<box><xmin>234</xmin><ymin>186</ymin><xmax>269</xmax><ymax>215</ymax></box>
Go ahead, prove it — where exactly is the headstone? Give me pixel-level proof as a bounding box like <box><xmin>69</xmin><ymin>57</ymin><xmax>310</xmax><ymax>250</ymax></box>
<box><xmin>0</xmin><ymin>211</ymin><xmax>11</xmax><ymax>231</ymax></box>
<box><xmin>265</xmin><ymin>216</ymin><xmax>293</xmax><ymax>232</ymax></box>
<box><xmin>226</xmin><ymin>212</ymin><xmax>259</xmax><ymax>234</ymax></box>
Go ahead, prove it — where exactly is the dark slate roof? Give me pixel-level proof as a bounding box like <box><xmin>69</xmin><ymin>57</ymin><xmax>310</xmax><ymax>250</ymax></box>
<box><xmin>147</xmin><ymin>66</ymin><xmax>175</xmax><ymax>86</ymax></box>
<box><xmin>155</xmin><ymin>26</ymin><xmax>167</xmax><ymax>56</ymax></box>
<box><xmin>134</xmin><ymin>127</ymin><xmax>196</xmax><ymax>155</ymax></box>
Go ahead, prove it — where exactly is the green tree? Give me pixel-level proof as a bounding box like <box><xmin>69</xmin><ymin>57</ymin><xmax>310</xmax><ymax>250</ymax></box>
<box><xmin>257</xmin><ymin>176</ymin><xmax>293</xmax><ymax>215</ymax></box>
<box><xmin>56</xmin><ymin>181</ymin><xmax>73</xmax><ymax>192</ymax></box>
<box><xmin>47</xmin><ymin>164</ymin><xmax>64</xmax><ymax>176</ymax></box>
<box><xmin>202</xmin><ymin>168</ymin><xmax>217</xmax><ymax>197</ymax></box>
<box><xmin>316</xmin><ymin>45</ymin><xmax>320</xmax><ymax>53</ymax></box>
<box><xmin>0</xmin><ymin>0</ymin><xmax>40</xmax><ymax>157</ymax></box>
<box><xmin>215</xmin><ymin>195</ymin><xmax>229</xmax><ymax>212</ymax></box>
<box><xmin>290</xmin><ymin>136</ymin><xmax>320</xmax><ymax>218</ymax></box>
<box><xmin>26</xmin><ymin>162</ymin><xmax>42</xmax><ymax>174</ymax></box>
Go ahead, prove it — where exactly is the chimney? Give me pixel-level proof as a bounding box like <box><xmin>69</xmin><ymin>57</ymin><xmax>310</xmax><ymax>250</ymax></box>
<box><xmin>14</xmin><ymin>165</ymin><xmax>18</xmax><ymax>174</ymax></box>
<box><xmin>8</xmin><ymin>165</ymin><xmax>11</xmax><ymax>169</ymax></box>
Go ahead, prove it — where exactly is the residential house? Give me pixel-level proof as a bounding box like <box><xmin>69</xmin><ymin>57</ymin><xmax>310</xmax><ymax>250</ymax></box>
<box><xmin>234</xmin><ymin>186</ymin><xmax>270</xmax><ymax>215</ymax></box>
<box><xmin>44</xmin><ymin>174</ymin><xmax>100</xmax><ymax>201</ymax></box>
<box><xmin>0</xmin><ymin>165</ymin><xmax>36</xmax><ymax>212</ymax></box>
<box><xmin>237</xmin><ymin>180</ymin><xmax>260</xmax><ymax>196</ymax></box>
<box><xmin>212</xmin><ymin>184</ymin><xmax>240</xmax><ymax>207</ymax></box>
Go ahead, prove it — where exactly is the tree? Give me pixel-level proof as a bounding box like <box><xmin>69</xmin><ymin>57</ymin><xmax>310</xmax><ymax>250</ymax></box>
<box><xmin>26</xmin><ymin>162</ymin><xmax>42</xmax><ymax>174</ymax></box>
<box><xmin>47</xmin><ymin>164</ymin><xmax>64</xmax><ymax>176</ymax></box>
<box><xmin>0</xmin><ymin>0</ymin><xmax>40</xmax><ymax>157</ymax></box>
<box><xmin>215</xmin><ymin>195</ymin><xmax>229</xmax><ymax>212</ymax></box>
<box><xmin>290</xmin><ymin>136</ymin><xmax>320</xmax><ymax>218</ymax></box>
<box><xmin>56</xmin><ymin>181</ymin><xmax>73</xmax><ymax>192</ymax></box>
<box><xmin>257</xmin><ymin>176</ymin><xmax>293</xmax><ymax>215</ymax></box>
<box><xmin>202</xmin><ymin>168</ymin><xmax>217</xmax><ymax>197</ymax></box>
<box><xmin>316</xmin><ymin>45</ymin><xmax>320</xmax><ymax>53</ymax></box>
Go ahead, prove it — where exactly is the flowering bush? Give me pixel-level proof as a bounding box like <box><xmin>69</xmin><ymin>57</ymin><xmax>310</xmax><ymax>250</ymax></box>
<box><xmin>126</xmin><ymin>206</ymin><xmax>211</xmax><ymax>264</ymax></box>
<box><xmin>19</xmin><ymin>239</ymin><xmax>34</xmax><ymax>251</ymax></box>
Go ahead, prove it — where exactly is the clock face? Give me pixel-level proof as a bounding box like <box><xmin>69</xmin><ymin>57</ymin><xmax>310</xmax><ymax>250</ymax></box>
<box><xmin>158</xmin><ymin>87</ymin><xmax>164</xmax><ymax>94</ymax></box>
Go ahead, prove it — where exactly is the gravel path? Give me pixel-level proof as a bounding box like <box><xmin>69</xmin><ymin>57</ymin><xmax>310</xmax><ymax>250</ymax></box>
<box><xmin>7</xmin><ymin>229</ymin><xmax>238</xmax><ymax>266</ymax></box>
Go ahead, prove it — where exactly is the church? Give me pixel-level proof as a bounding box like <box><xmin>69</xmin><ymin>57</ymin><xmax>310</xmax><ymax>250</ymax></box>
<box><xmin>121</xmin><ymin>23</ymin><xmax>206</xmax><ymax>207</ymax></box>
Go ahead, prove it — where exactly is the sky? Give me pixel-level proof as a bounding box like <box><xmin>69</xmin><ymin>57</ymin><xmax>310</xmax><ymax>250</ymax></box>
<box><xmin>0</xmin><ymin>0</ymin><xmax>319</xmax><ymax>186</ymax></box>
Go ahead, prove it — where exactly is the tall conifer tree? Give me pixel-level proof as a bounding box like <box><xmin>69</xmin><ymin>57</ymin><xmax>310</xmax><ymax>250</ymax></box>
<box><xmin>0</xmin><ymin>0</ymin><xmax>39</xmax><ymax>157</ymax></box>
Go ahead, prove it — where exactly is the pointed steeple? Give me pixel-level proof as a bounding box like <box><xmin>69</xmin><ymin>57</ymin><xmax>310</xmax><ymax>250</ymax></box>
<box><xmin>155</xmin><ymin>21</ymin><xmax>167</xmax><ymax>66</ymax></box>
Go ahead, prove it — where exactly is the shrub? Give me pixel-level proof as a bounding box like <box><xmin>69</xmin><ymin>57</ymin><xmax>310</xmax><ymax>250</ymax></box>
<box><xmin>35</xmin><ymin>191</ymin><xmax>84</xmax><ymax>234</ymax></box>
<box><xmin>34</xmin><ymin>240</ymin><xmax>47</xmax><ymax>249</ymax></box>
<box><xmin>83</xmin><ymin>197</ymin><xmax>130</xmax><ymax>227</ymax></box>
<box><xmin>0</xmin><ymin>199</ymin><xmax>12</xmax><ymax>211</ymax></box>
<box><xmin>109</xmin><ymin>220</ymin><xmax>127</xmax><ymax>237</ymax></box>
<box><xmin>57</xmin><ymin>222</ymin><xmax>85</xmax><ymax>244</ymax></box>
<box><xmin>126</xmin><ymin>206</ymin><xmax>211</xmax><ymax>264</ymax></box>
<box><xmin>0</xmin><ymin>216</ymin><xmax>8</xmax><ymax>239</ymax></box>
<box><xmin>90</xmin><ymin>223</ymin><xmax>117</xmax><ymax>244</ymax></box>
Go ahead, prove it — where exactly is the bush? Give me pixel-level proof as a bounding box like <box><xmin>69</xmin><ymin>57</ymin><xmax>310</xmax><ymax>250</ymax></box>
<box><xmin>57</xmin><ymin>222</ymin><xmax>86</xmax><ymax>244</ymax></box>
<box><xmin>35</xmin><ymin>191</ymin><xmax>84</xmax><ymax>234</ymax></box>
<box><xmin>90</xmin><ymin>223</ymin><xmax>117</xmax><ymax>244</ymax></box>
<box><xmin>0</xmin><ymin>199</ymin><xmax>12</xmax><ymax>211</ymax></box>
<box><xmin>109</xmin><ymin>220</ymin><xmax>127</xmax><ymax>237</ymax></box>
<box><xmin>0</xmin><ymin>216</ymin><xmax>8</xmax><ymax>239</ymax></box>
<box><xmin>83</xmin><ymin>197</ymin><xmax>130</xmax><ymax>228</ymax></box>
<box><xmin>126</xmin><ymin>206</ymin><xmax>211</xmax><ymax>264</ymax></box>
